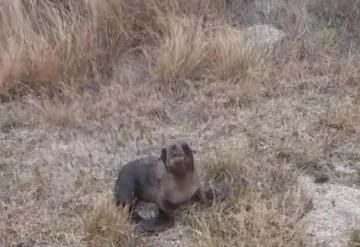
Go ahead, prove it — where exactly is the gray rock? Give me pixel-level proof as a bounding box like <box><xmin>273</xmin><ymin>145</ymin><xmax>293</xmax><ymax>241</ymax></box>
<box><xmin>299</xmin><ymin>176</ymin><xmax>360</xmax><ymax>247</ymax></box>
<box><xmin>244</xmin><ymin>24</ymin><xmax>287</xmax><ymax>54</ymax></box>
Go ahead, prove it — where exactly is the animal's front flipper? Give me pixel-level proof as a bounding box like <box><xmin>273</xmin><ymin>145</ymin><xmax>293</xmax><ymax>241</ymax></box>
<box><xmin>190</xmin><ymin>182</ymin><xmax>231</xmax><ymax>207</ymax></box>
<box><xmin>190</xmin><ymin>188</ymin><xmax>216</xmax><ymax>207</ymax></box>
<box><xmin>135</xmin><ymin>210</ymin><xmax>175</xmax><ymax>233</ymax></box>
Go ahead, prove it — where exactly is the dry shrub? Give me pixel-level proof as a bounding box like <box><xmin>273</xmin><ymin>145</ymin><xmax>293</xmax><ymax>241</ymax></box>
<box><xmin>0</xmin><ymin>0</ymin><xmax>107</xmax><ymax>98</ymax></box>
<box><xmin>207</xmin><ymin>24</ymin><xmax>261</xmax><ymax>82</ymax></box>
<box><xmin>154</xmin><ymin>18</ymin><xmax>263</xmax><ymax>85</ymax></box>
<box><xmin>154</xmin><ymin>16</ymin><xmax>208</xmax><ymax>84</ymax></box>
<box><xmin>308</xmin><ymin>0</ymin><xmax>360</xmax><ymax>48</ymax></box>
<box><xmin>181</xmin><ymin>148</ymin><xmax>308</xmax><ymax>247</ymax></box>
<box><xmin>0</xmin><ymin>0</ymin><xmax>227</xmax><ymax>99</ymax></box>
<box><xmin>83</xmin><ymin>196</ymin><xmax>137</xmax><ymax>247</ymax></box>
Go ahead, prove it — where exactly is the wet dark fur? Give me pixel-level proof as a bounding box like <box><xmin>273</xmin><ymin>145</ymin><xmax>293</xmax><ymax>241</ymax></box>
<box><xmin>114</xmin><ymin>141</ymin><xmax>212</xmax><ymax>233</ymax></box>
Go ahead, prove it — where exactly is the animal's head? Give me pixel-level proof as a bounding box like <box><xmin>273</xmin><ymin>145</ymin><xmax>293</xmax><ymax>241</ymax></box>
<box><xmin>160</xmin><ymin>141</ymin><xmax>194</xmax><ymax>177</ymax></box>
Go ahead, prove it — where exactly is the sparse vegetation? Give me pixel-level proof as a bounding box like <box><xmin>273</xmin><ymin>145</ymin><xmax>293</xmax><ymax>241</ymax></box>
<box><xmin>1</xmin><ymin>0</ymin><xmax>360</xmax><ymax>246</ymax></box>
<box><xmin>83</xmin><ymin>196</ymin><xmax>137</xmax><ymax>247</ymax></box>
<box><xmin>181</xmin><ymin>148</ymin><xmax>309</xmax><ymax>247</ymax></box>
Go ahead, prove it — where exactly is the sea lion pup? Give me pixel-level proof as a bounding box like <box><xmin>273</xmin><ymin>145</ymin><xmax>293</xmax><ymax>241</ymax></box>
<box><xmin>114</xmin><ymin>141</ymin><xmax>212</xmax><ymax>233</ymax></box>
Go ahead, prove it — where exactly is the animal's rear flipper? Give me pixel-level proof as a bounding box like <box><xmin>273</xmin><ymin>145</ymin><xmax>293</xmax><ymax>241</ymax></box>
<box><xmin>114</xmin><ymin>173</ymin><xmax>143</xmax><ymax>223</ymax></box>
<box><xmin>129</xmin><ymin>210</ymin><xmax>143</xmax><ymax>224</ymax></box>
<box><xmin>114</xmin><ymin>171</ymin><xmax>137</xmax><ymax>206</ymax></box>
<box><xmin>135</xmin><ymin>210</ymin><xmax>175</xmax><ymax>233</ymax></box>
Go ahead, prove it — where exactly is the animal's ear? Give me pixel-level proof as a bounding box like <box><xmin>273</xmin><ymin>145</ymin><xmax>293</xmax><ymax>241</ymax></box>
<box><xmin>160</xmin><ymin>147</ymin><xmax>167</xmax><ymax>164</ymax></box>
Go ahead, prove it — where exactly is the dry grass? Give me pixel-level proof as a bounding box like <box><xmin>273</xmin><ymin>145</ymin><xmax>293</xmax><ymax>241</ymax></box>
<box><xmin>83</xmin><ymin>196</ymin><xmax>137</xmax><ymax>247</ymax></box>
<box><xmin>1</xmin><ymin>0</ymin><xmax>360</xmax><ymax>246</ymax></box>
<box><xmin>180</xmin><ymin>147</ymin><xmax>309</xmax><ymax>247</ymax></box>
<box><xmin>154</xmin><ymin>16</ymin><xmax>208</xmax><ymax>84</ymax></box>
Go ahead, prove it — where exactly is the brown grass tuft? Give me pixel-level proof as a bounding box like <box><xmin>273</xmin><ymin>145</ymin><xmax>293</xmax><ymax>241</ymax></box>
<box><xmin>207</xmin><ymin>24</ymin><xmax>261</xmax><ymax>82</ymax></box>
<box><xmin>182</xmin><ymin>148</ymin><xmax>308</xmax><ymax>247</ymax></box>
<box><xmin>154</xmin><ymin>16</ymin><xmax>208</xmax><ymax>84</ymax></box>
<box><xmin>83</xmin><ymin>196</ymin><xmax>137</xmax><ymax>247</ymax></box>
<box><xmin>0</xmin><ymin>0</ymin><xmax>228</xmax><ymax>98</ymax></box>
